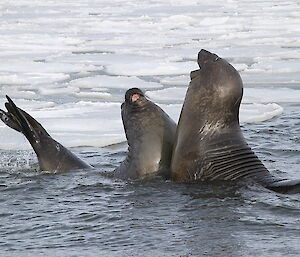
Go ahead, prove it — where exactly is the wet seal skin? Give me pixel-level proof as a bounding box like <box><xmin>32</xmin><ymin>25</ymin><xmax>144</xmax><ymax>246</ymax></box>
<box><xmin>115</xmin><ymin>88</ymin><xmax>176</xmax><ymax>179</ymax></box>
<box><xmin>171</xmin><ymin>49</ymin><xmax>300</xmax><ymax>194</ymax></box>
<box><xmin>0</xmin><ymin>96</ymin><xmax>91</xmax><ymax>172</ymax></box>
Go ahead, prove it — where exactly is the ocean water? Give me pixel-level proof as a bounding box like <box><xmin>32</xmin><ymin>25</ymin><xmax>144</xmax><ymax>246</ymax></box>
<box><xmin>0</xmin><ymin>0</ymin><xmax>300</xmax><ymax>256</ymax></box>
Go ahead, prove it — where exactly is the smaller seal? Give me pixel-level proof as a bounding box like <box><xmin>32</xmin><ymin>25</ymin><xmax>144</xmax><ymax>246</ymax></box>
<box><xmin>0</xmin><ymin>96</ymin><xmax>91</xmax><ymax>172</ymax></box>
<box><xmin>114</xmin><ymin>88</ymin><xmax>176</xmax><ymax>179</ymax></box>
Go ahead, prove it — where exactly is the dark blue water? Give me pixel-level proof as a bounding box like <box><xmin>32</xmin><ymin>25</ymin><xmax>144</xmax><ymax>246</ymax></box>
<box><xmin>0</xmin><ymin>103</ymin><xmax>300</xmax><ymax>257</ymax></box>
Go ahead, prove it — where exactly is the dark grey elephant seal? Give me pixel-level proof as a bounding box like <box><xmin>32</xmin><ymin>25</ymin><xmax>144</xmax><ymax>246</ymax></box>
<box><xmin>115</xmin><ymin>88</ymin><xmax>176</xmax><ymax>179</ymax></box>
<box><xmin>171</xmin><ymin>49</ymin><xmax>300</xmax><ymax>194</ymax></box>
<box><xmin>0</xmin><ymin>96</ymin><xmax>90</xmax><ymax>172</ymax></box>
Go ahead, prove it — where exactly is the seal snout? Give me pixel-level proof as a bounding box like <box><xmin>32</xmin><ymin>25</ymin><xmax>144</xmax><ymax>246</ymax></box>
<box><xmin>131</xmin><ymin>93</ymin><xmax>140</xmax><ymax>102</ymax></box>
<box><xmin>197</xmin><ymin>49</ymin><xmax>219</xmax><ymax>69</ymax></box>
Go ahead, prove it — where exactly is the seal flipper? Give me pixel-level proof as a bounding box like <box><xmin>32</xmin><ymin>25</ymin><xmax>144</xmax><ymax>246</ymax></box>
<box><xmin>0</xmin><ymin>108</ymin><xmax>22</xmax><ymax>132</ymax></box>
<box><xmin>1</xmin><ymin>96</ymin><xmax>90</xmax><ymax>172</ymax></box>
<box><xmin>5</xmin><ymin>96</ymin><xmax>42</xmax><ymax>145</ymax></box>
<box><xmin>266</xmin><ymin>179</ymin><xmax>300</xmax><ymax>194</ymax></box>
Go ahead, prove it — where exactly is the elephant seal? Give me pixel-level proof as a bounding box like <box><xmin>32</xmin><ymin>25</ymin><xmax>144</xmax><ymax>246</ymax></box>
<box><xmin>115</xmin><ymin>88</ymin><xmax>176</xmax><ymax>179</ymax></box>
<box><xmin>0</xmin><ymin>96</ymin><xmax>90</xmax><ymax>172</ymax></box>
<box><xmin>171</xmin><ymin>49</ymin><xmax>300</xmax><ymax>194</ymax></box>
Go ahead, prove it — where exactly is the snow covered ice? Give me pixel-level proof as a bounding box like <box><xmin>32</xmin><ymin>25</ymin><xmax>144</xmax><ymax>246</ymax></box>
<box><xmin>0</xmin><ymin>0</ymin><xmax>300</xmax><ymax>150</ymax></box>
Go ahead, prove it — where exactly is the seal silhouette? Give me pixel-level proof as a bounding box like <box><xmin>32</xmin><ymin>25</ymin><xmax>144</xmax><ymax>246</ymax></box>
<box><xmin>0</xmin><ymin>96</ymin><xmax>90</xmax><ymax>172</ymax></box>
<box><xmin>115</xmin><ymin>88</ymin><xmax>176</xmax><ymax>179</ymax></box>
<box><xmin>171</xmin><ymin>49</ymin><xmax>300</xmax><ymax>194</ymax></box>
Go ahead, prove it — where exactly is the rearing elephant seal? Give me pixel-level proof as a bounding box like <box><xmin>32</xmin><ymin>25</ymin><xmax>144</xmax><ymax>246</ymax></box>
<box><xmin>171</xmin><ymin>49</ymin><xmax>300</xmax><ymax>194</ymax></box>
<box><xmin>0</xmin><ymin>96</ymin><xmax>90</xmax><ymax>172</ymax></box>
<box><xmin>115</xmin><ymin>88</ymin><xmax>176</xmax><ymax>179</ymax></box>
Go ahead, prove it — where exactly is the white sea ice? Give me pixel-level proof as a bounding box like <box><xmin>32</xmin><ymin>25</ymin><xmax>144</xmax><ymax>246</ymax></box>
<box><xmin>242</xmin><ymin>87</ymin><xmax>300</xmax><ymax>104</ymax></box>
<box><xmin>0</xmin><ymin>92</ymin><xmax>285</xmax><ymax>150</ymax></box>
<box><xmin>240</xmin><ymin>103</ymin><xmax>283</xmax><ymax>123</ymax></box>
<box><xmin>146</xmin><ymin>88</ymin><xmax>185</xmax><ymax>101</ymax></box>
<box><xmin>0</xmin><ymin>0</ymin><xmax>299</xmax><ymax>150</ymax></box>
<box><xmin>106</xmin><ymin>60</ymin><xmax>198</xmax><ymax>76</ymax></box>
<box><xmin>69</xmin><ymin>75</ymin><xmax>163</xmax><ymax>90</ymax></box>
<box><xmin>147</xmin><ymin>87</ymin><xmax>300</xmax><ymax>104</ymax></box>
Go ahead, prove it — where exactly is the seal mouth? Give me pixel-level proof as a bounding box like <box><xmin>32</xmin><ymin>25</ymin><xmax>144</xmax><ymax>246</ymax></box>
<box><xmin>131</xmin><ymin>93</ymin><xmax>140</xmax><ymax>102</ymax></box>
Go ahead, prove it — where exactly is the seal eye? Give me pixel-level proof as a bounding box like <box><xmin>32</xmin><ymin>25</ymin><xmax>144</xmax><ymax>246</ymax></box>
<box><xmin>214</xmin><ymin>57</ymin><xmax>220</xmax><ymax>62</ymax></box>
